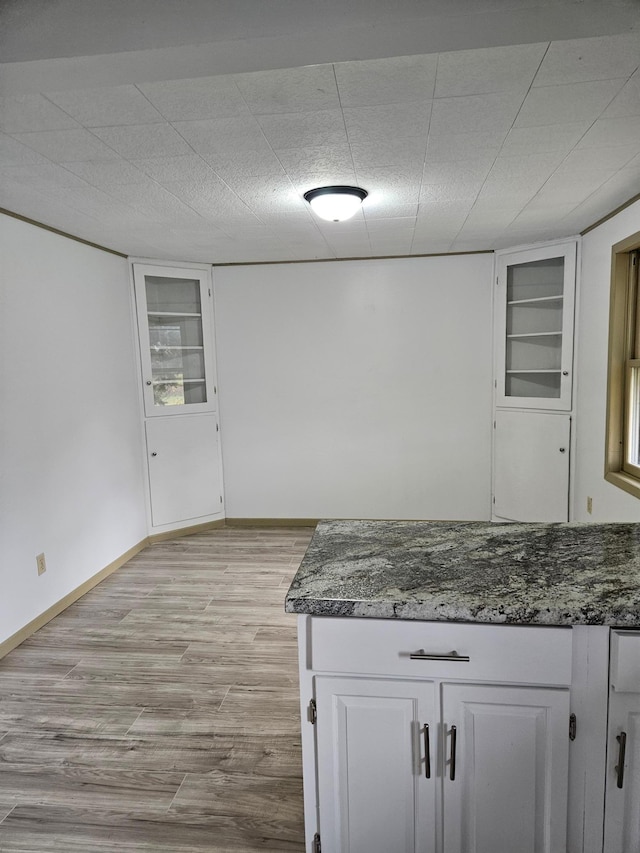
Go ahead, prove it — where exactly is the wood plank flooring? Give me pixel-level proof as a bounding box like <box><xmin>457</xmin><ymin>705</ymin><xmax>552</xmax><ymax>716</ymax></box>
<box><xmin>0</xmin><ymin>527</ymin><xmax>314</xmax><ymax>852</ymax></box>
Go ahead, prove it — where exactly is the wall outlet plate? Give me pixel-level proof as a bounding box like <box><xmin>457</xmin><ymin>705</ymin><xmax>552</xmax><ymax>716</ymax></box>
<box><xmin>36</xmin><ymin>552</ymin><xmax>46</xmax><ymax>575</ymax></box>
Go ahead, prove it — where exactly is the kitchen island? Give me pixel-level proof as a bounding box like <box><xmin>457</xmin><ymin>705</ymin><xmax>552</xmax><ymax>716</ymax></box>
<box><xmin>286</xmin><ymin>520</ymin><xmax>640</xmax><ymax>853</ymax></box>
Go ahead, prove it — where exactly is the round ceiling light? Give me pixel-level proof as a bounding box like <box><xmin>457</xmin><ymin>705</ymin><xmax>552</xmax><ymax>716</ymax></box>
<box><xmin>303</xmin><ymin>185</ymin><xmax>368</xmax><ymax>222</ymax></box>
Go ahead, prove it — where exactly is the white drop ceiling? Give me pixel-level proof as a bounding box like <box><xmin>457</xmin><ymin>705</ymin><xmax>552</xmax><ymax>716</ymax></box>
<box><xmin>1</xmin><ymin>1</ymin><xmax>640</xmax><ymax>263</ymax></box>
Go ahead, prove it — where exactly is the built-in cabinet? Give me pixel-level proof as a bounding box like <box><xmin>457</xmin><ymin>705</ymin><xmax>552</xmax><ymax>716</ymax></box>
<box><xmin>132</xmin><ymin>262</ymin><xmax>224</xmax><ymax>533</ymax></box>
<box><xmin>493</xmin><ymin>240</ymin><xmax>577</xmax><ymax>522</ymax></box>
<box><xmin>301</xmin><ymin>617</ymin><xmax>573</xmax><ymax>853</ymax></box>
<box><xmin>604</xmin><ymin>631</ymin><xmax>640</xmax><ymax>853</ymax></box>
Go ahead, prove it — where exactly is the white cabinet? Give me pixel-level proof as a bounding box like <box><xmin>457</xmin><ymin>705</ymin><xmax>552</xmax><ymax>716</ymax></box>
<box><xmin>442</xmin><ymin>683</ymin><xmax>569</xmax><ymax>853</ymax></box>
<box><xmin>132</xmin><ymin>261</ymin><xmax>224</xmax><ymax>533</ymax></box>
<box><xmin>493</xmin><ymin>410</ymin><xmax>570</xmax><ymax>522</ymax></box>
<box><xmin>315</xmin><ymin>676</ymin><xmax>436</xmax><ymax>853</ymax></box>
<box><xmin>492</xmin><ymin>240</ymin><xmax>577</xmax><ymax>522</ymax></box>
<box><xmin>495</xmin><ymin>242</ymin><xmax>576</xmax><ymax>411</ymax></box>
<box><xmin>145</xmin><ymin>414</ymin><xmax>222</xmax><ymax>527</ymax></box>
<box><xmin>604</xmin><ymin>631</ymin><xmax>640</xmax><ymax>853</ymax></box>
<box><xmin>301</xmin><ymin>617</ymin><xmax>573</xmax><ymax>853</ymax></box>
<box><xmin>133</xmin><ymin>263</ymin><xmax>217</xmax><ymax>417</ymax></box>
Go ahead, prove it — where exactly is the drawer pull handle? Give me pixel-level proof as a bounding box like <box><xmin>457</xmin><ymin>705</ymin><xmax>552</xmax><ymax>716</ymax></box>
<box><xmin>410</xmin><ymin>649</ymin><xmax>470</xmax><ymax>662</ymax></box>
<box><xmin>616</xmin><ymin>731</ymin><xmax>627</xmax><ymax>789</ymax></box>
<box><xmin>423</xmin><ymin>723</ymin><xmax>431</xmax><ymax>779</ymax></box>
<box><xmin>449</xmin><ymin>725</ymin><xmax>457</xmax><ymax>781</ymax></box>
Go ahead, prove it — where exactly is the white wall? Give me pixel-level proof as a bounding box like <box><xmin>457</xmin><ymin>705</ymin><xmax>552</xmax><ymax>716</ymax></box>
<box><xmin>0</xmin><ymin>214</ymin><xmax>147</xmax><ymax>645</ymax></box>
<box><xmin>574</xmin><ymin>199</ymin><xmax>640</xmax><ymax>522</ymax></box>
<box><xmin>214</xmin><ymin>254</ymin><xmax>494</xmax><ymax>520</ymax></box>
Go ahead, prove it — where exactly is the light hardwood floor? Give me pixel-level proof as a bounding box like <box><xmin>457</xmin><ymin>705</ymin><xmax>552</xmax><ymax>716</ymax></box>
<box><xmin>0</xmin><ymin>527</ymin><xmax>314</xmax><ymax>852</ymax></box>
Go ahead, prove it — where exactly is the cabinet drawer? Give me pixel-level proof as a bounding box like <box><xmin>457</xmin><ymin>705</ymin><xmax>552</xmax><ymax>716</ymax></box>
<box><xmin>611</xmin><ymin>630</ymin><xmax>640</xmax><ymax>692</ymax></box>
<box><xmin>308</xmin><ymin>617</ymin><xmax>573</xmax><ymax>686</ymax></box>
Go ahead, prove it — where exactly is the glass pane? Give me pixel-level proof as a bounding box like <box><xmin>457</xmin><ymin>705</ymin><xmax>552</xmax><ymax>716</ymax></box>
<box><xmin>627</xmin><ymin>367</ymin><xmax>640</xmax><ymax>468</ymax></box>
<box><xmin>507</xmin><ymin>337</ymin><xmax>561</xmax><ymax>372</ymax></box>
<box><xmin>505</xmin><ymin>373</ymin><xmax>561</xmax><ymax>398</ymax></box>
<box><xmin>143</xmin><ymin>278</ymin><xmax>208</xmax><ymax>408</ymax></box>
<box><xmin>145</xmin><ymin>276</ymin><xmax>201</xmax><ymax>314</ymax></box>
<box><xmin>507</xmin><ymin>257</ymin><xmax>564</xmax><ymax>302</ymax></box>
<box><xmin>505</xmin><ymin>255</ymin><xmax>565</xmax><ymax>398</ymax></box>
<box><xmin>148</xmin><ymin>316</ymin><xmax>203</xmax><ymax>347</ymax></box>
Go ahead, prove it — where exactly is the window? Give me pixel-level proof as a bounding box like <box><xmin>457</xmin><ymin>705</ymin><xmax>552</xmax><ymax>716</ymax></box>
<box><xmin>605</xmin><ymin>234</ymin><xmax>640</xmax><ymax>498</ymax></box>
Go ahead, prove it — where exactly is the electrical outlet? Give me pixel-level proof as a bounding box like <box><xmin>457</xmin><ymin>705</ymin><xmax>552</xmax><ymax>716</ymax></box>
<box><xmin>36</xmin><ymin>552</ymin><xmax>46</xmax><ymax>576</ymax></box>
<box><xmin>587</xmin><ymin>496</ymin><xmax>593</xmax><ymax>515</ymax></box>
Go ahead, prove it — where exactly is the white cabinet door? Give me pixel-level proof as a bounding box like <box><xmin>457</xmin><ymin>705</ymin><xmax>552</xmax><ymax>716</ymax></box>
<box><xmin>441</xmin><ymin>683</ymin><xmax>570</xmax><ymax>853</ymax></box>
<box><xmin>495</xmin><ymin>242</ymin><xmax>576</xmax><ymax>411</ymax></box>
<box><xmin>315</xmin><ymin>676</ymin><xmax>436</xmax><ymax>853</ymax></box>
<box><xmin>604</xmin><ymin>631</ymin><xmax>640</xmax><ymax>853</ymax></box>
<box><xmin>133</xmin><ymin>263</ymin><xmax>217</xmax><ymax>417</ymax></box>
<box><xmin>145</xmin><ymin>414</ymin><xmax>222</xmax><ymax>527</ymax></box>
<box><xmin>493</xmin><ymin>410</ymin><xmax>570</xmax><ymax>522</ymax></box>
<box><xmin>603</xmin><ymin>695</ymin><xmax>640</xmax><ymax>853</ymax></box>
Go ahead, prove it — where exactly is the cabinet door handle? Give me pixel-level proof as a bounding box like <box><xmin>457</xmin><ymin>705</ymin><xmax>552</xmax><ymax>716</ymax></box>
<box><xmin>449</xmin><ymin>725</ymin><xmax>457</xmax><ymax>781</ymax></box>
<box><xmin>616</xmin><ymin>731</ymin><xmax>627</xmax><ymax>789</ymax></box>
<box><xmin>423</xmin><ymin>724</ymin><xmax>431</xmax><ymax>779</ymax></box>
<box><xmin>410</xmin><ymin>650</ymin><xmax>470</xmax><ymax>662</ymax></box>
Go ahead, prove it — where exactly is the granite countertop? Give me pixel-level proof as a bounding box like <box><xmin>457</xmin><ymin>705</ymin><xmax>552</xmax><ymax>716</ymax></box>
<box><xmin>284</xmin><ymin>520</ymin><xmax>640</xmax><ymax>626</ymax></box>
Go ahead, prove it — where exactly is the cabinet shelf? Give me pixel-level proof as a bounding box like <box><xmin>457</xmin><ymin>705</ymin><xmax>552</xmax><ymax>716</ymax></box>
<box><xmin>506</xmin><ymin>369</ymin><xmax>561</xmax><ymax>374</ymax></box>
<box><xmin>507</xmin><ymin>331</ymin><xmax>562</xmax><ymax>339</ymax></box>
<box><xmin>147</xmin><ymin>311</ymin><xmax>202</xmax><ymax>318</ymax></box>
<box><xmin>150</xmin><ymin>345</ymin><xmax>204</xmax><ymax>350</ymax></box>
<box><xmin>507</xmin><ymin>295</ymin><xmax>564</xmax><ymax>306</ymax></box>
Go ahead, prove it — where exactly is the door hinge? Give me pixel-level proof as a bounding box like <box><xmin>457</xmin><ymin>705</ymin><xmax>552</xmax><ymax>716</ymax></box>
<box><xmin>220</xmin><ymin>495</ymin><xmax>223</xmax><ymax>504</ymax></box>
<box><xmin>208</xmin><ymin>287</ymin><xmax>212</xmax><ymax>296</ymax></box>
<box><xmin>569</xmin><ymin>713</ymin><xmax>577</xmax><ymax>741</ymax></box>
<box><xmin>308</xmin><ymin>698</ymin><xmax>317</xmax><ymax>724</ymax></box>
<box><xmin>216</xmin><ymin>422</ymin><xmax>219</xmax><ymax>432</ymax></box>
<box><xmin>312</xmin><ymin>832</ymin><xmax>321</xmax><ymax>853</ymax></box>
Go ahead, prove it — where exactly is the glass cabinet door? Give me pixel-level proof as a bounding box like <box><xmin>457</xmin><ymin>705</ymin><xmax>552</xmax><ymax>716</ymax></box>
<box><xmin>496</xmin><ymin>242</ymin><xmax>576</xmax><ymax>411</ymax></box>
<box><xmin>133</xmin><ymin>264</ymin><xmax>216</xmax><ymax>416</ymax></box>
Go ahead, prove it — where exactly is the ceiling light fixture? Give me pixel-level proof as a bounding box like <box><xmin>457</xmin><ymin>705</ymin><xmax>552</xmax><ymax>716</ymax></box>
<box><xmin>303</xmin><ymin>185</ymin><xmax>368</xmax><ymax>222</ymax></box>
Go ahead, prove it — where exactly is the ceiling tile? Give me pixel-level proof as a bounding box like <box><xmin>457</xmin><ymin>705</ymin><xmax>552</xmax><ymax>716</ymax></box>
<box><xmin>258</xmin><ymin>110</ymin><xmax>347</xmax><ymax>149</ymax></box>
<box><xmin>275</xmin><ymin>144</ymin><xmax>354</xmax><ymax>177</ymax></box>
<box><xmin>603</xmin><ymin>71</ymin><xmax>640</xmax><ymax>118</ymax></box>
<box><xmin>131</xmin><ymin>154</ymin><xmax>218</xmax><ymax>184</ymax></box>
<box><xmin>0</xmin><ymin>95</ymin><xmax>79</xmax><ymax>133</ymax></box>
<box><xmin>350</xmin><ymin>137</ymin><xmax>427</xmax><ymax>170</ymax></box>
<box><xmin>532</xmin><ymin>168</ymin><xmax>618</xmax><ymax>204</ymax></box>
<box><xmin>356</xmin><ymin>167</ymin><xmax>423</xmax><ymax>205</ymax></box>
<box><xmin>0</xmin><ymin>163</ymin><xmax>90</xmax><ymax>189</ymax></box>
<box><xmin>364</xmin><ymin>202</ymin><xmax>418</xmax><ymax>220</ymax></box>
<box><xmin>334</xmin><ymin>55</ymin><xmax>437</xmax><ymax>106</ymax></box>
<box><xmin>45</xmin><ymin>85</ymin><xmax>165</xmax><ymax>127</ymax></box>
<box><xmin>420</xmin><ymin>181</ymin><xmax>482</xmax><ymax>203</ymax></box>
<box><xmin>514</xmin><ymin>79</ymin><xmax>627</xmax><ymax>127</ymax></box>
<box><xmin>488</xmin><ymin>151</ymin><xmax>567</xmax><ymax>182</ymax></box>
<box><xmin>234</xmin><ymin>65</ymin><xmax>340</xmax><ymax>115</ymax></box>
<box><xmin>560</xmin><ymin>144</ymin><xmax>640</xmax><ymax>172</ymax></box>
<box><xmin>0</xmin><ymin>133</ymin><xmax>50</xmax><ymax>166</ymax></box>
<box><xmin>435</xmin><ymin>43</ymin><xmax>547</xmax><ymax>97</ymax></box>
<box><xmin>204</xmin><ymin>150</ymin><xmax>286</xmax><ymax>180</ymax></box>
<box><xmin>533</xmin><ymin>33</ymin><xmax>640</xmax><ymax>86</ymax></box>
<box><xmin>425</xmin><ymin>131</ymin><xmax>505</xmax><ymax>163</ymax></box>
<box><xmin>138</xmin><ymin>76</ymin><xmax>249</xmax><ymax>121</ymax></box>
<box><xmin>429</xmin><ymin>91</ymin><xmax>525</xmax><ymax>136</ymax></box>
<box><xmin>173</xmin><ymin>116</ymin><xmax>272</xmax><ymax>156</ymax></box>
<box><xmin>60</xmin><ymin>159</ymin><xmax>150</xmax><ymax>188</ymax></box>
<box><xmin>343</xmin><ymin>101</ymin><xmax>432</xmax><ymax>143</ymax></box>
<box><xmin>10</xmin><ymin>128</ymin><xmax>120</xmax><ymax>163</ymax></box>
<box><xmin>500</xmin><ymin>121</ymin><xmax>591</xmax><ymax>157</ymax></box>
<box><xmin>91</xmin><ymin>123</ymin><xmax>194</xmax><ymax>159</ymax></box>
<box><xmin>105</xmin><ymin>181</ymin><xmax>208</xmax><ymax>223</ymax></box>
<box><xmin>423</xmin><ymin>158</ymin><xmax>493</xmax><ymax>185</ymax></box>
<box><xmin>577</xmin><ymin>115</ymin><xmax>640</xmax><ymax>148</ymax></box>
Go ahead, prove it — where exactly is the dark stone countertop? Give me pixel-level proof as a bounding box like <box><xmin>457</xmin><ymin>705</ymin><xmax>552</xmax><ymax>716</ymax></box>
<box><xmin>284</xmin><ymin>520</ymin><xmax>640</xmax><ymax>626</ymax></box>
